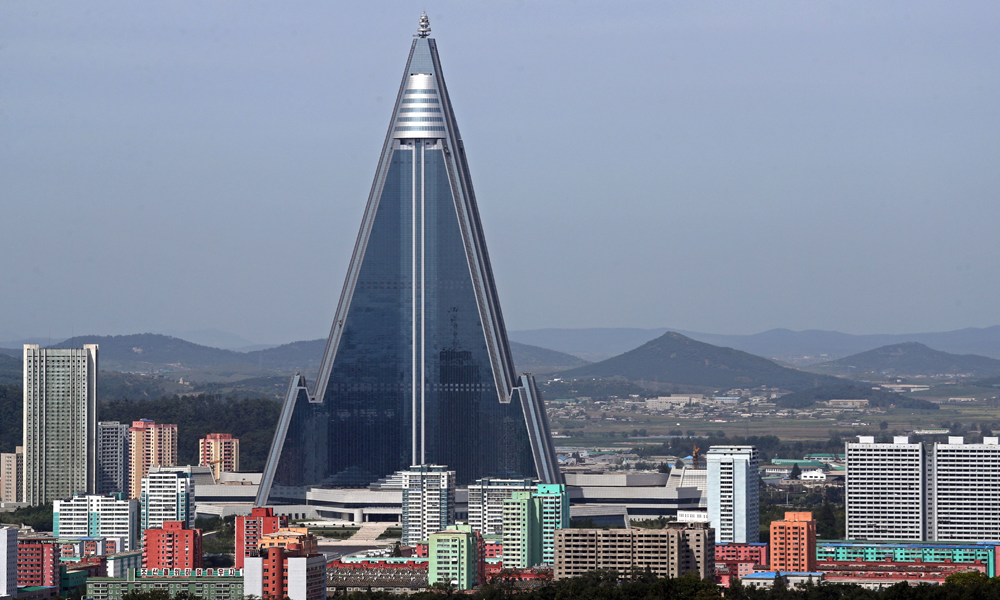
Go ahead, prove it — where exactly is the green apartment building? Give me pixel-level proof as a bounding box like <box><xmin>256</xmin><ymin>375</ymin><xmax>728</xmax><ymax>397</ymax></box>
<box><xmin>501</xmin><ymin>485</ymin><xmax>569</xmax><ymax>567</ymax></box>
<box><xmin>502</xmin><ymin>492</ymin><xmax>540</xmax><ymax>569</ymax></box>
<box><xmin>429</xmin><ymin>525</ymin><xmax>481</xmax><ymax>590</ymax></box>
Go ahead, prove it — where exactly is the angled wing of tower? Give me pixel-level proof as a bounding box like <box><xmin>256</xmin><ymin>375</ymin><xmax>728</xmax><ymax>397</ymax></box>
<box><xmin>257</xmin><ymin>20</ymin><xmax>560</xmax><ymax>505</ymax></box>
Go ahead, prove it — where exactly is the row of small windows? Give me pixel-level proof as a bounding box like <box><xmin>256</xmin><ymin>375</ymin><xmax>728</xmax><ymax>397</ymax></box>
<box><xmin>397</xmin><ymin>117</ymin><xmax>444</xmax><ymax>123</ymax></box>
<box><xmin>401</xmin><ymin>98</ymin><xmax>439</xmax><ymax>104</ymax></box>
<box><xmin>404</xmin><ymin>89</ymin><xmax>437</xmax><ymax>94</ymax></box>
<box><xmin>399</xmin><ymin>107</ymin><xmax>441</xmax><ymax>113</ymax></box>
<box><xmin>394</xmin><ymin>126</ymin><xmax>446</xmax><ymax>132</ymax></box>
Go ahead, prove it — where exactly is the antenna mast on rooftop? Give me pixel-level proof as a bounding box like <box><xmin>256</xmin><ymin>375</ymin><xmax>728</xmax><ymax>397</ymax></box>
<box><xmin>416</xmin><ymin>12</ymin><xmax>431</xmax><ymax>38</ymax></box>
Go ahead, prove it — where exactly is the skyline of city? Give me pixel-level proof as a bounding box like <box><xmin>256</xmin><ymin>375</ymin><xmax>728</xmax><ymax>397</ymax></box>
<box><xmin>3</xmin><ymin>7</ymin><xmax>1000</xmax><ymax>598</ymax></box>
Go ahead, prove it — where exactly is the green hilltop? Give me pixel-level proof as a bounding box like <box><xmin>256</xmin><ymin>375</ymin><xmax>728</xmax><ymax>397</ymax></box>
<box><xmin>556</xmin><ymin>331</ymin><xmax>843</xmax><ymax>392</ymax></box>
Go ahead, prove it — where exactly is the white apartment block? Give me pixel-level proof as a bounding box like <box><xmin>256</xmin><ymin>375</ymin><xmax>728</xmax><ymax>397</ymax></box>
<box><xmin>467</xmin><ymin>478</ymin><xmax>535</xmax><ymax>537</ymax></box>
<box><xmin>400</xmin><ymin>465</ymin><xmax>455</xmax><ymax>546</ymax></box>
<box><xmin>54</xmin><ymin>494</ymin><xmax>139</xmax><ymax>551</ymax></box>
<box><xmin>707</xmin><ymin>446</ymin><xmax>759</xmax><ymax>544</ymax></box>
<box><xmin>97</xmin><ymin>422</ymin><xmax>130</xmax><ymax>495</ymax></box>
<box><xmin>23</xmin><ymin>344</ymin><xmax>98</xmax><ymax>505</ymax></box>
<box><xmin>0</xmin><ymin>527</ymin><xmax>16</xmax><ymax>597</ymax></box>
<box><xmin>931</xmin><ymin>436</ymin><xmax>1000</xmax><ymax>541</ymax></box>
<box><xmin>846</xmin><ymin>436</ymin><xmax>926</xmax><ymax>541</ymax></box>
<box><xmin>140</xmin><ymin>469</ymin><xmax>195</xmax><ymax>531</ymax></box>
<box><xmin>1</xmin><ymin>447</ymin><xmax>23</xmax><ymax>503</ymax></box>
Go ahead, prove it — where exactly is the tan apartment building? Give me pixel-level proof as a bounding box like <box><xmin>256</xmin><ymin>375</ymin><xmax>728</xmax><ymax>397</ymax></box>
<box><xmin>128</xmin><ymin>420</ymin><xmax>177</xmax><ymax>499</ymax></box>
<box><xmin>554</xmin><ymin>522</ymin><xmax>714</xmax><ymax>580</ymax></box>
<box><xmin>198</xmin><ymin>433</ymin><xmax>239</xmax><ymax>479</ymax></box>
<box><xmin>1</xmin><ymin>447</ymin><xmax>23</xmax><ymax>503</ymax></box>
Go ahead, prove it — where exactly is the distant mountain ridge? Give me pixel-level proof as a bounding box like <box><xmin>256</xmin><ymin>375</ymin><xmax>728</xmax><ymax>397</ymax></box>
<box><xmin>510</xmin><ymin>325</ymin><xmax>1000</xmax><ymax>361</ymax></box>
<box><xmin>0</xmin><ymin>334</ymin><xmax>585</xmax><ymax>381</ymax></box>
<box><xmin>809</xmin><ymin>342</ymin><xmax>1000</xmax><ymax>378</ymax></box>
<box><xmin>556</xmin><ymin>331</ymin><xmax>843</xmax><ymax>392</ymax></box>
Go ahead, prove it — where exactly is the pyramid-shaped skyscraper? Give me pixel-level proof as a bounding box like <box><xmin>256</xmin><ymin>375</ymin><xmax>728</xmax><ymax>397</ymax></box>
<box><xmin>257</xmin><ymin>15</ymin><xmax>560</xmax><ymax>504</ymax></box>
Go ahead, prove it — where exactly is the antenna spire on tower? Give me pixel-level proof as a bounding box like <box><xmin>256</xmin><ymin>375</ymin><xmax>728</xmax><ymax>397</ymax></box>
<box><xmin>416</xmin><ymin>12</ymin><xmax>431</xmax><ymax>38</ymax></box>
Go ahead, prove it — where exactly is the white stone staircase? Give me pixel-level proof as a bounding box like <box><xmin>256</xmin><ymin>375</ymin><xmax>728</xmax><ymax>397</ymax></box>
<box><xmin>347</xmin><ymin>522</ymin><xmax>394</xmax><ymax>542</ymax></box>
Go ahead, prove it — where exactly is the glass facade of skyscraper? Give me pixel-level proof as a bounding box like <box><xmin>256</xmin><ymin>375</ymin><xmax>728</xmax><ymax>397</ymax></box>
<box><xmin>258</xmin><ymin>18</ymin><xmax>559</xmax><ymax>503</ymax></box>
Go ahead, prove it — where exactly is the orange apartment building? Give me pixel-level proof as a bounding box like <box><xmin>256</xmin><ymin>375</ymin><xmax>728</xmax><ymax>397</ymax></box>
<box><xmin>128</xmin><ymin>420</ymin><xmax>178</xmax><ymax>499</ymax></box>
<box><xmin>769</xmin><ymin>512</ymin><xmax>817</xmax><ymax>573</ymax></box>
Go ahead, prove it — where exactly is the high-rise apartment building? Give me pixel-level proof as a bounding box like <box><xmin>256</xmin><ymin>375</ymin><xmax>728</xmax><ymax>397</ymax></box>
<box><xmin>501</xmin><ymin>491</ymin><xmax>539</xmax><ymax>569</ymax></box>
<box><xmin>0</xmin><ymin>447</ymin><xmax>23</xmax><ymax>503</ymax></box>
<box><xmin>140</xmin><ymin>469</ymin><xmax>195</xmax><ymax>532</ymax></box>
<box><xmin>500</xmin><ymin>484</ymin><xmax>569</xmax><ymax>567</ymax></box>
<box><xmin>142</xmin><ymin>521</ymin><xmax>203</xmax><ymax>570</ymax></box>
<box><xmin>707</xmin><ymin>446</ymin><xmax>759</xmax><ymax>544</ymax></box>
<box><xmin>429</xmin><ymin>524</ymin><xmax>484</xmax><ymax>591</ymax></box>
<box><xmin>128</xmin><ymin>420</ymin><xmax>178</xmax><ymax>499</ymax></box>
<box><xmin>53</xmin><ymin>493</ymin><xmax>139</xmax><ymax>551</ymax></box>
<box><xmin>769</xmin><ymin>512</ymin><xmax>817</xmax><ymax>573</ymax></box>
<box><xmin>535</xmin><ymin>484</ymin><xmax>569</xmax><ymax>565</ymax></box>
<box><xmin>930</xmin><ymin>436</ymin><xmax>1000</xmax><ymax>541</ymax></box>
<box><xmin>400</xmin><ymin>465</ymin><xmax>455</xmax><ymax>546</ymax></box>
<box><xmin>199</xmin><ymin>433</ymin><xmax>239</xmax><ymax>479</ymax></box>
<box><xmin>467</xmin><ymin>478</ymin><xmax>535</xmax><ymax>537</ymax></box>
<box><xmin>0</xmin><ymin>527</ymin><xmax>16</xmax><ymax>598</ymax></box>
<box><xmin>236</xmin><ymin>507</ymin><xmax>289</xmax><ymax>568</ymax></box>
<box><xmin>97</xmin><ymin>422</ymin><xmax>130</xmax><ymax>495</ymax></box>
<box><xmin>22</xmin><ymin>344</ymin><xmax>98</xmax><ymax>505</ymax></box>
<box><xmin>553</xmin><ymin>523</ymin><xmax>715</xmax><ymax>580</ymax></box>
<box><xmin>17</xmin><ymin>536</ymin><xmax>60</xmax><ymax>587</ymax></box>
<box><xmin>846</xmin><ymin>436</ymin><xmax>926</xmax><ymax>541</ymax></box>
<box><xmin>256</xmin><ymin>13</ymin><xmax>560</xmax><ymax>503</ymax></box>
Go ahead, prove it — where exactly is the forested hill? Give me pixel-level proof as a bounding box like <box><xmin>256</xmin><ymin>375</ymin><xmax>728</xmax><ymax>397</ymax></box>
<box><xmin>0</xmin><ymin>354</ymin><xmax>19</xmax><ymax>386</ymax></box>
<box><xmin>810</xmin><ymin>342</ymin><xmax>1000</xmax><ymax>378</ymax></box>
<box><xmin>557</xmin><ymin>332</ymin><xmax>843</xmax><ymax>392</ymax></box>
<box><xmin>775</xmin><ymin>383</ymin><xmax>938</xmax><ymax>410</ymax></box>
<box><xmin>0</xmin><ymin>384</ymin><xmax>279</xmax><ymax>470</ymax></box>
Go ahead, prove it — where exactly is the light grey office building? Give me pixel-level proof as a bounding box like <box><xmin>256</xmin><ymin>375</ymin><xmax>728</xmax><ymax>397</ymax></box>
<box><xmin>23</xmin><ymin>344</ymin><xmax>98</xmax><ymax>505</ymax></box>
<box><xmin>707</xmin><ymin>446</ymin><xmax>759</xmax><ymax>544</ymax></box>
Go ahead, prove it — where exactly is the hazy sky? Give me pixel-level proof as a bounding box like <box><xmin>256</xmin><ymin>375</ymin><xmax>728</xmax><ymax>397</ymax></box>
<box><xmin>2</xmin><ymin>1</ymin><xmax>998</xmax><ymax>345</ymax></box>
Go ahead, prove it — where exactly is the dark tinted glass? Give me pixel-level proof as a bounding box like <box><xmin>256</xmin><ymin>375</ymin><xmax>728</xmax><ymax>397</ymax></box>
<box><xmin>271</xmin><ymin>146</ymin><xmax>533</xmax><ymax>494</ymax></box>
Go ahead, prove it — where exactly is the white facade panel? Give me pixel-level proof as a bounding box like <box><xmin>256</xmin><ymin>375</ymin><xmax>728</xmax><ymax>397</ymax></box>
<box><xmin>707</xmin><ymin>446</ymin><xmax>758</xmax><ymax>544</ymax></box>
<box><xmin>846</xmin><ymin>438</ymin><xmax>925</xmax><ymax>541</ymax></box>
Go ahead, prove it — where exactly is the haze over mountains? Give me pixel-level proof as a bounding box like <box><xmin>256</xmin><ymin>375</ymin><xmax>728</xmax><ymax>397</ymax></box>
<box><xmin>5</xmin><ymin>327</ymin><xmax>1000</xmax><ymax>402</ymax></box>
<box><xmin>0</xmin><ymin>334</ymin><xmax>587</xmax><ymax>379</ymax></box>
<box><xmin>509</xmin><ymin>326</ymin><xmax>1000</xmax><ymax>362</ymax></box>
<box><xmin>808</xmin><ymin>342</ymin><xmax>1000</xmax><ymax>378</ymax></box>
